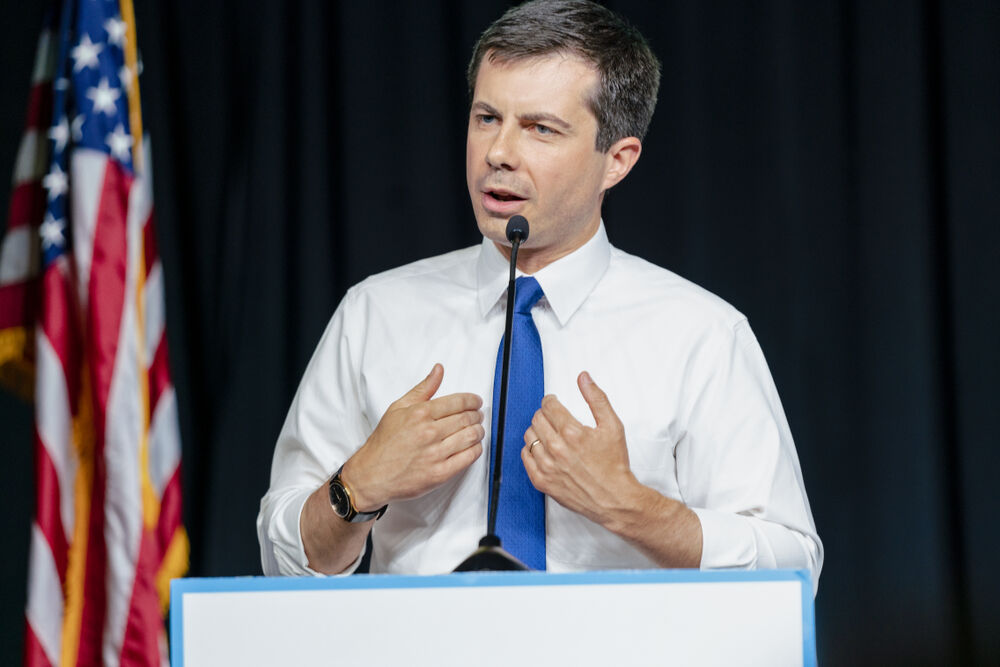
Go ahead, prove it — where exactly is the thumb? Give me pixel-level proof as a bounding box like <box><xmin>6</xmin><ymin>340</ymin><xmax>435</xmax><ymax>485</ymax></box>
<box><xmin>578</xmin><ymin>371</ymin><xmax>619</xmax><ymax>428</ymax></box>
<box><xmin>397</xmin><ymin>363</ymin><xmax>444</xmax><ymax>407</ymax></box>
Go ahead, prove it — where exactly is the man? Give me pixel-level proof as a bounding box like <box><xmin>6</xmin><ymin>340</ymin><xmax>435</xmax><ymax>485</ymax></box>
<box><xmin>258</xmin><ymin>0</ymin><xmax>822</xmax><ymax>588</ymax></box>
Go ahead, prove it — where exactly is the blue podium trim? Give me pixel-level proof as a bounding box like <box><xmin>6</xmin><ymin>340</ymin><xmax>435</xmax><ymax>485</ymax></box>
<box><xmin>170</xmin><ymin>568</ymin><xmax>815</xmax><ymax>667</ymax></box>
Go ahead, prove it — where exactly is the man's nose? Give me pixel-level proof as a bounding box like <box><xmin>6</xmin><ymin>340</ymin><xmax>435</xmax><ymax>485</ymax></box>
<box><xmin>485</xmin><ymin>125</ymin><xmax>519</xmax><ymax>171</ymax></box>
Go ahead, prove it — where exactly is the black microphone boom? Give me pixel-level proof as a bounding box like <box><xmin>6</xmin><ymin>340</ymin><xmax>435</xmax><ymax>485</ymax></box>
<box><xmin>454</xmin><ymin>215</ymin><xmax>531</xmax><ymax>572</ymax></box>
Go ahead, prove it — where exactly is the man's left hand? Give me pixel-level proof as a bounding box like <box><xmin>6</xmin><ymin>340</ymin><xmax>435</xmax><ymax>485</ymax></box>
<box><xmin>521</xmin><ymin>371</ymin><xmax>640</xmax><ymax>527</ymax></box>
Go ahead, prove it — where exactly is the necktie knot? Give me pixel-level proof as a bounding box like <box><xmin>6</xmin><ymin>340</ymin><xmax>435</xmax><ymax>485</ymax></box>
<box><xmin>513</xmin><ymin>276</ymin><xmax>544</xmax><ymax>315</ymax></box>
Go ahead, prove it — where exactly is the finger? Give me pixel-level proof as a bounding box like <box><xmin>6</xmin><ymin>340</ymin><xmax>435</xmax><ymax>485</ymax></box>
<box><xmin>396</xmin><ymin>364</ymin><xmax>444</xmax><ymax>407</ymax></box>
<box><xmin>438</xmin><ymin>422</ymin><xmax>486</xmax><ymax>457</ymax></box>
<box><xmin>444</xmin><ymin>441</ymin><xmax>483</xmax><ymax>473</ymax></box>
<box><xmin>578</xmin><ymin>371</ymin><xmax>621</xmax><ymax>428</ymax></box>
<box><xmin>434</xmin><ymin>409</ymin><xmax>484</xmax><ymax>439</ymax></box>
<box><xmin>531</xmin><ymin>408</ymin><xmax>560</xmax><ymax>447</ymax></box>
<box><xmin>523</xmin><ymin>427</ymin><xmax>543</xmax><ymax>458</ymax></box>
<box><xmin>539</xmin><ymin>393</ymin><xmax>581</xmax><ymax>433</ymax></box>
<box><xmin>521</xmin><ymin>446</ymin><xmax>543</xmax><ymax>488</ymax></box>
<box><xmin>427</xmin><ymin>392</ymin><xmax>483</xmax><ymax>419</ymax></box>
<box><xmin>530</xmin><ymin>412</ymin><xmax>566</xmax><ymax>468</ymax></box>
<box><xmin>524</xmin><ymin>428</ymin><xmax>556</xmax><ymax>470</ymax></box>
<box><xmin>429</xmin><ymin>441</ymin><xmax>483</xmax><ymax>486</ymax></box>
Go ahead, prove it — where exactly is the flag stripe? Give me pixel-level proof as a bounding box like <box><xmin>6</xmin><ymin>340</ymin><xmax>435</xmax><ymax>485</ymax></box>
<box><xmin>143</xmin><ymin>263</ymin><xmax>164</xmax><ymax>364</ymax></box>
<box><xmin>40</xmin><ymin>261</ymin><xmax>79</xmax><ymax>404</ymax></box>
<box><xmin>13</xmin><ymin>131</ymin><xmax>48</xmax><ymax>186</ymax></box>
<box><xmin>34</xmin><ymin>435</ymin><xmax>70</xmax><ymax>582</ymax></box>
<box><xmin>24</xmin><ymin>620</ymin><xmax>54</xmax><ymax>667</ymax></box>
<box><xmin>148</xmin><ymin>387</ymin><xmax>180</xmax><ymax>497</ymax></box>
<box><xmin>6</xmin><ymin>181</ymin><xmax>46</xmax><ymax>234</ymax></box>
<box><xmin>0</xmin><ymin>225</ymin><xmax>37</xmax><ymax>286</ymax></box>
<box><xmin>69</xmin><ymin>150</ymin><xmax>109</xmax><ymax>317</ymax></box>
<box><xmin>148</xmin><ymin>335</ymin><xmax>169</xmax><ymax>419</ymax></box>
<box><xmin>76</xmin><ymin>405</ymin><xmax>109</xmax><ymax>665</ymax></box>
<box><xmin>142</xmin><ymin>216</ymin><xmax>157</xmax><ymax>281</ymax></box>
<box><xmin>87</xmin><ymin>159</ymin><xmax>130</xmax><ymax>418</ymax></box>
<box><xmin>25</xmin><ymin>84</ymin><xmax>54</xmax><ymax>134</ymax></box>
<box><xmin>25</xmin><ymin>523</ymin><xmax>63</xmax><ymax>666</ymax></box>
<box><xmin>0</xmin><ymin>281</ymin><xmax>35</xmax><ymax>330</ymax></box>
<box><xmin>30</xmin><ymin>29</ymin><xmax>56</xmax><ymax>85</ymax></box>
<box><xmin>118</xmin><ymin>531</ymin><xmax>161</xmax><ymax>664</ymax></box>
<box><xmin>156</xmin><ymin>468</ymin><xmax>183</xmax><ymax>557</ymax></box>
<box><xmin>35</xmin><ymin>330</ymin><xmax>79</xmax><ymax>541</ymax></box>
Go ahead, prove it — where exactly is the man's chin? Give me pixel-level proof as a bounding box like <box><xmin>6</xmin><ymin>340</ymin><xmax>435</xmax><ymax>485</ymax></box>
<box><xmin>474</xmin><ymin>212</ymin><xmax>515</xmax><ymax>245</ymax></box>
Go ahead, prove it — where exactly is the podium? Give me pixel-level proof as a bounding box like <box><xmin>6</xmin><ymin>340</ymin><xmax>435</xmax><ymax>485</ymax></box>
<box><xmin>170</xmin><ymin>569</ymin><xmax>816</xmax><ymax>666</ymax></box>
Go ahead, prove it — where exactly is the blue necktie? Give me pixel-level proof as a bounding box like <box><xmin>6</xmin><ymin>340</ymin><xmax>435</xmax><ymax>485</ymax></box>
<box><xmin>491</xmin><ymin>276</ymin><xmax>546</xmax><ymax>570</ymax></box>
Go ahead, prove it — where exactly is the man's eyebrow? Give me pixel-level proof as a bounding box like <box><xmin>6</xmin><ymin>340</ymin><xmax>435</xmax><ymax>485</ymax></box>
<box><xmin>519</xmin><ymin>112</ymin><xmax>572</xmax><ymax>131</ymax></box>
<box><xmin>471</xmin><ymin>101</ymin><xmax>501</xmax><ymax>117</ymax></box>
<box><xmin>470</xmin><ymin>102</ymin><xmax>572</xmax><ymax>132</ymax></box>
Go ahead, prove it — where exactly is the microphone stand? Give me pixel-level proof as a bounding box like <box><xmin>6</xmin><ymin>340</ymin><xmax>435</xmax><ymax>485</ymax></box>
<box><xmin>454</xmin><ymin>217</ymin><xmax>530</xmax><ymax>572</ymax></box>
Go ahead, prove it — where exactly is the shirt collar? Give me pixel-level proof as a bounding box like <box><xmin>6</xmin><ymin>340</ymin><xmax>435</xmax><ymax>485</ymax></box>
<box><xmin>476</xmin><ymin>221</ymin><xmax>611</xmax><ymax>326</ymax></box>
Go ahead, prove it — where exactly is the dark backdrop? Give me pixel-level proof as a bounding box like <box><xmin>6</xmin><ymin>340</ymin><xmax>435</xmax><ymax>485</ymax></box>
<box><xmin>1</xmin><ymin>1</ymin><xmax>997</xmax><ymax>665</ymax></box>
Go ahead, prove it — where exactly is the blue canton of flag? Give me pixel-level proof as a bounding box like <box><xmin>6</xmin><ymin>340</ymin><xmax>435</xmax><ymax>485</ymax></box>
<box><xmin>43</xmin><ymin>0</ymin><xmax>135</xmax><ymax>268</ymax></box>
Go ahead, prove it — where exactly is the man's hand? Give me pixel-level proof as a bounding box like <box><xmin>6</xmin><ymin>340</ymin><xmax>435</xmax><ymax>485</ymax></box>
<box><xmin>521</xmin><ymin>371</ymin><xmax>637</xmax><ymax>526</ymax></box>
<box><xmin>302</xmin><ymin>363</ymin><xmax>483</xmax><ymax>574</ymax></box>
<box><xmin>342</xmin><ymin>363</ymin><xmax>485</xmax><ymax>511</ymax></box>
<box><xmin>522</xmin><ymin>371</ymin><xmax>702</xmax><ymax>568</ymax></box>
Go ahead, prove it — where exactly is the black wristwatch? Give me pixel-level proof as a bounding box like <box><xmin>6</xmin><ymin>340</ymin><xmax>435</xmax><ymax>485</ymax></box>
<box><xmin>328</xmin><ymin>465</ymin><xmax>387</xmax><ymax>523</ymax></box>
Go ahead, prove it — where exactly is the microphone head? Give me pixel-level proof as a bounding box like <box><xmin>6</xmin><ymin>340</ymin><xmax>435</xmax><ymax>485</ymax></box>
<box><xmin>505</xmin><ymin>215</ymin><xmax>529</xmax><ymax>243</ymax></box>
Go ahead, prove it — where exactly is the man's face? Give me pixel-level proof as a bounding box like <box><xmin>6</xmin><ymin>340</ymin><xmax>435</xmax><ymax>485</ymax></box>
<box><xmin>466</xmin><ymin>54</ymin><xmax>619</xmax><ymax>269</ymax></box>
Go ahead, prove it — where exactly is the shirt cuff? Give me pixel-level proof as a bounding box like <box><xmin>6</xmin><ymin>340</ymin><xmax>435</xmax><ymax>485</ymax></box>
<box><xmin>690</xmin><ymin>507</ymin><xmax>759</xmax><ymax>571</ymax></box>
<box><xmin>691</xmin><ymin>507</ymin><xmax>821</xmax><ymax>596</ymax></box>
<box><xmin>267</xmin><ymin>487</ymin><xmax>366</xmax><ymax>576</ymax></box>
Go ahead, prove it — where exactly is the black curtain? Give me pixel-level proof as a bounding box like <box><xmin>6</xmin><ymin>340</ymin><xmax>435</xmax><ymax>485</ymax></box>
<box><xmin>0</xmin><ymin>1</ymin><xmax>997</xmax><ymax>664</ymax></box>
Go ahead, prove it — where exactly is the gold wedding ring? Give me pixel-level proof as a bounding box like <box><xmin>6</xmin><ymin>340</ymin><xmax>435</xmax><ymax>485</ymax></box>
<box><xmin>529</xmin><ymin>439</ymin><xmax>542</xmax><ymax>453</ymax></box>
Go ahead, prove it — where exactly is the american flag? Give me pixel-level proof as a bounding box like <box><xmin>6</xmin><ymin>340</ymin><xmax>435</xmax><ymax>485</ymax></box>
<box><xmin>0</xmin><ymin>0</ymin><xmax>188</xmax><ymax>665</ymax></box>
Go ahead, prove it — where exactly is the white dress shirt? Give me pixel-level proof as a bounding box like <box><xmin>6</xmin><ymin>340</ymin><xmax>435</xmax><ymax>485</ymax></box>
<box><xmin>257</xmin><ymin>223</ymin><xmax>823</xmax><ymax>590</ymax></box>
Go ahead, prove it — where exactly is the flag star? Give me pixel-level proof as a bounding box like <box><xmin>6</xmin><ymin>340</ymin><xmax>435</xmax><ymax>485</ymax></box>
<box><xmin>42</xmin><ymin>164</ymin><xmax>69</xmax><ymax>200</ymax></box>
<box><xmin>39</xmin><ymin>213</ymin><xmax>66</xmax><ymax>250</ymax></box>
<box><xmin>119</xmin><ymin>64</ymin><xmax>133</xmax><ymax>92</ymax></box>
<box><xmin>49</xmin><ymin>117</ymin><xmax>70</xmax><ymax>152</ymax></box>
<box><xmin>104</xmin><ymin>17</ymin><xmax>127</xmax><ymax>47</ymax></box>
<box><xmin>54</xmin><ymin>77</ymin><xmax>70</xmax><ymax>91</ymax></box>
<box><xmin>71</xmin><ymin>114</ymin><xmax>86</xmax><ymax>142</ymax></box>
<box><xmin>86</xmin><ymin>77</ymin><xmax>120</xmax><ymax>115</ymax></box>
<box><xmin>71</xmin><ymin>34</ymin><xmax>102</xmax><ymax>72</ymax></box>
<box><xmin>106</xmin><ymin>124</ymin><xmax>133</xmax><ymax>161</ymax></box>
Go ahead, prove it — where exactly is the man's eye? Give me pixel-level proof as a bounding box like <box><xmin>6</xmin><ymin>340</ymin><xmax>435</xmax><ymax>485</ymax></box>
<box><xmin>533</xmin><ymin>124</ymin><xmax>554</xmax><ymax>135</ymax></box>
<box><xmin>478</xmin><ymin>114</ymin><xmax>497</xmax><ymax>124</ymax></box>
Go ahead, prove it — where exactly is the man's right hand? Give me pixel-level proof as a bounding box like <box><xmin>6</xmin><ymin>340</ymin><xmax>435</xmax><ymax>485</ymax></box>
<box><xmin>340</xmin><ymin>363</ymin><xmax>485</xmax><ymax>511</ymax></box>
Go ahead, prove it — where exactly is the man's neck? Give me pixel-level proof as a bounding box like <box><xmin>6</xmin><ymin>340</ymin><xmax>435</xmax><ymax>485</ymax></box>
<box><xmin>492</xmin><ymin>221</ymin><xmax>601</xmax><ymax>275</ymax></box>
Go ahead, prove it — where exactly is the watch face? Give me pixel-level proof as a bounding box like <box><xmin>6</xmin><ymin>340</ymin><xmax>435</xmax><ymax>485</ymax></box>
<box><xmin>329</xmin><ymin>481</ymin><xmax>351</xmax><ymax>518</ymax></box>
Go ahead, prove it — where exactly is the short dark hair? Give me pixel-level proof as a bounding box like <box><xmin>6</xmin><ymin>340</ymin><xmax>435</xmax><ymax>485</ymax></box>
<box><xmin>467</xmin><ymin>0</ymin><xmax>661</xmax><ymax>152</ymax></box>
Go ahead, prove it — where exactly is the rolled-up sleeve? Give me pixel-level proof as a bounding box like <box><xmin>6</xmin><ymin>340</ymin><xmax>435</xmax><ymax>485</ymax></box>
<box><xmin>257</xmin><ymin>288</ymin><xmax>371</xmax><ymax>576</ymax></box>
<box><xmin>678</xmin><ymin>319</ymin><xmax>823</xmax><ymax>594</ymax></box>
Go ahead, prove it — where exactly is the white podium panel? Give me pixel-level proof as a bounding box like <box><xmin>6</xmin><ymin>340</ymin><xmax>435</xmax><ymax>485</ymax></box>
<box><xmin>171</xmin><ymin>569</ymin><xmax>815</xmax><ymax>667</ymax></box>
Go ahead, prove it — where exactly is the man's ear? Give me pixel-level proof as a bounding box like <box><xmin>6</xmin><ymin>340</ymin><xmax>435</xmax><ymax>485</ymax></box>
<box><xmin>601</xmin><ymin>136</ymin><xmax>642</xmax><ymax>191</ymax></box>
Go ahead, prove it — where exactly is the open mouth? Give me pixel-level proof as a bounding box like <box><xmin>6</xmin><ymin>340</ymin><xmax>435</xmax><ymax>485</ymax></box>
<box><xmin>486</xmin><ymin>190</ymin><xmax>525</xmax><ymax>203</ymax></box>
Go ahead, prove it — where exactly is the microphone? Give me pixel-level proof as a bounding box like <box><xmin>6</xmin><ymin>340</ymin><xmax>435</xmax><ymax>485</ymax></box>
<box><xmin>506</xmin><ymin>214</ymin><xmax>529</xmax><ymax>244</ymax></box>
<box><xmin>454</xmin><ymin>216</ymin><xmax>531</xmax><ymax>572</ymax></box>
